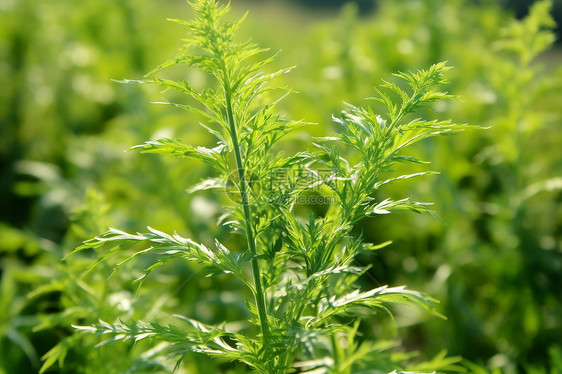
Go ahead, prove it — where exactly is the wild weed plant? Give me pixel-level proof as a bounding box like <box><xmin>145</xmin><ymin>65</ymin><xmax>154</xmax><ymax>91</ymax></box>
<box><xmin>66</xmin><ymin>0</ymin><xmax>473</xmax><ymax>372</ymax></box>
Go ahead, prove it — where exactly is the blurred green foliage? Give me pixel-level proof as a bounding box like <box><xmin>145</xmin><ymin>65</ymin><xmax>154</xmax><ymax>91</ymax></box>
<box><xmin>1</xmin><ymin>0</ymin><xmax>561</xmax><ymax>373</ymax></box>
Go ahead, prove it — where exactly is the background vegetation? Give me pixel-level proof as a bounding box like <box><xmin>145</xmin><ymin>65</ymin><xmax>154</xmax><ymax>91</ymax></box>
<box><xmin>1</xmin><ymin>0</ymin><xmax>561</xmax><ymax>373</ymax></box>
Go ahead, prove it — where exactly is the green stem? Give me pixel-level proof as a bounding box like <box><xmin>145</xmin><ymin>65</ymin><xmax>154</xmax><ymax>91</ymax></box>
<box><xmin>225</xmin><ymin>90</ymin><xmax>271</xmax><ymax>342</ymax></box>
<box><xmin>331</xmin><ymin>334</ymin><xmax>341</xmax><ymax>372</ymax></box>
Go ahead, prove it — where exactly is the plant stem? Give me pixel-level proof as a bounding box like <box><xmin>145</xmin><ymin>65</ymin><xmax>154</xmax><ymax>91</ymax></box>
<box><xmin>225</xmin><ymin>90</ymin><xmax>271</xmax><ymax>343</ymax></box>
<box><xmin>331</xmin><ymin>334</ymin><xmax>340</xmax><ymax>372</ymax></box>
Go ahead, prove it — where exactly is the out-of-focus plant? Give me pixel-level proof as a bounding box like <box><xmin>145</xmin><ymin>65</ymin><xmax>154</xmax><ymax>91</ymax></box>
<box><xmin>0</xmin><ymin>0</ymin><xmax>209</xmax><ymax>372</ymax></box>
<box><xmin>433</xmin><ymin>1</ymin><xmax>562</xmax><ymax>371</ymax></box>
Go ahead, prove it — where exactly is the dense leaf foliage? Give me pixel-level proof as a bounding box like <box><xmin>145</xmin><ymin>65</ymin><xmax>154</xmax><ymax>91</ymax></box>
<box><xmin>63</xmin><ymin>1</ymin><xmax>471</xmax><ymax>373</ymax></box>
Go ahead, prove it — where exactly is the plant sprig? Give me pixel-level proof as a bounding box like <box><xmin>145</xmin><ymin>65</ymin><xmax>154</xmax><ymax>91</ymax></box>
<box><xmin>70</xmin><ymin>1</ymin><xmax>472</xmax><ymax>373</ymax></box>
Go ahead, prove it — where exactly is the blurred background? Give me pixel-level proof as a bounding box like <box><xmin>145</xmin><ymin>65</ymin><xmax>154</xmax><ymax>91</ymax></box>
<box><xmin>1</xmin><ymin>0</ymin><xmax>561</xmax><ymax>373</ymax></box>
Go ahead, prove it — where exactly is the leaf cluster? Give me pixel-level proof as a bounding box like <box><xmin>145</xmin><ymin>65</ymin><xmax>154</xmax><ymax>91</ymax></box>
<box><xmin>68</xmin><ymin>1</ymin><xmax>470</xmax><ymax>373</ymax></box>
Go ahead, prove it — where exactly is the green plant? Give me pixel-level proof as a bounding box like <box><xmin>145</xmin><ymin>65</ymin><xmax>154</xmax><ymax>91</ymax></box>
<box><xmin>434</xmin><ymin>0</ymin><xmax>562</xmax><ymax>370</ymax></box>
<box><xmin>67</xmin><ymin>1</ymin><xmax>471</xmax><ymax>372</ymax></box>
